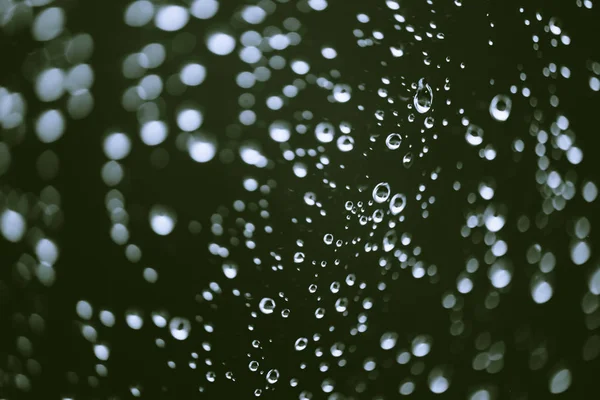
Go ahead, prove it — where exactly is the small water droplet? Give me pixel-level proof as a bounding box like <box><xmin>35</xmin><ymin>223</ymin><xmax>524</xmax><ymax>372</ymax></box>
<box><xmin>402</xmin><ymin>152</ymin><xmax>414</xmax><ymax>168</ymax></box>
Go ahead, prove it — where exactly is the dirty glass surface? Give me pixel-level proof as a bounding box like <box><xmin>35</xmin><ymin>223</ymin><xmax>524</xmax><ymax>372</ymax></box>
<box><xmin>1</xmin><ymin>0</ymin><xmax>600</xmax><ymax>399</ymax></box>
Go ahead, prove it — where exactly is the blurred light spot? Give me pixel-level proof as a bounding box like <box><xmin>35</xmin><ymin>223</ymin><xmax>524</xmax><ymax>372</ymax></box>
<box><xmin>36</xmin><ymin>109</ymin><xmax>65</xmax><ymax>143</ymax></box>
<box><xmin>180</xmin><ymin>63</ymin><xmax>206</xmax><ymax>86</ymax></box>
<box><xmin>104</xmin><ymin>133</ymin><xmax>132</xmax><ymax>160</ymax></box>
<box><xmin>1</xmin><ymin>209</ymin><xmax>26</xmax><ymax>242</ymax></box>
<box><xmin>206</xmin><ymin>32</ymin><xmax>236</xmax><ymax>55</ymax></box>
<box><xmin>241</xmin><ymin>6</ymin><xmax>266</xmax><ymax>24</ymax></box>
<box><xmin>291</xmin><ymin>60</ymin><xmax>310</xmax><ymax>75</ymax></box>
<box><xmin>190</xmin><ymin>0</ymin><xmax>219</xmax><ymax>20</ymax></box>
<box><xmin>35</xmin><ymin>238</ymin><xmax>58</xmax><ymax>264</ymax></box>
<box><xmin>124</xmin><ymin>0</ymin><xmax>155</xmax><ymax>27</ymax></box>
<box><xmin>154</xmin><ymin>5</ymin><xmax>189</xmax><ymax>31</ymax></box>
<box><xmin>149</xmin><ymin>206</ymin><xmax>176</xmax><ymax>236</ymax></box>
<box><xmin>549</xmin><ymin>368</ymin><xmax>571</xmax><ymax>394</ymax></box>
<box><xmin>140</xmin><ymin>120</ymin><xmax>168</xmax><ymax>146</ymax></box>
<box><xmin>36</xmin><ymin>68</ymin><xmax>65</xmax><ymax>102</ymax></box>
<box><xmin>32</xmin><ymin>7</ymin><xmax>64</xmax><ymax>41</ymax></box>
<box><xmin>65</xmin><ymin>64</ymin><xmax>94</xmax><ymax>93</ymax></box>
<box><xmin>177</xmin><ymin>109</ymin><xmax>203</xmax><ymax>132</ymax></box>
<box><xmin>532</xmin><ymin>280</ymin><xmax>553</xmax><ymax>304</ymax></box>
<box><xmin>188</xmin><ymin>134</ymin><xmax>217</xmax><ymax>163</ymax></box>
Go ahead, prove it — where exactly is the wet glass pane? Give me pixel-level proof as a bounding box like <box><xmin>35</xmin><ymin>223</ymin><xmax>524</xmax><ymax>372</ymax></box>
<box><xmin>1</xmin><ymin>0</ymin><xmax>600</xmax><ymax>398</ymax></box>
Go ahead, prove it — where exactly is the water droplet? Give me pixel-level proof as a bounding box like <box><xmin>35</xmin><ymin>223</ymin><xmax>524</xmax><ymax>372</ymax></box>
<box><xmin>373</xmin><ymin>182</ymin><xmax>391</xmax><ymax>203</ymax></box>
<box><xmin>402</xmin><ymin>152</ymin><xmax>414</xmax><ymax>168</ymax></box>
<box><xmin>266</xmin><ymin>369</ymin><xmax>280</xmax><ymax>384</ymax></box>
<box><xmin>295</xmin><ymin>337</ymin><xmax>308</xmax><ymax>351</ymax></box>
<box><xmin>549</xmin><ymin>17</ymin><xmax>563</xmax><ymax>35</ymax></box>
<box><xmin>222</xmin><ymin>262</ymin><xmax>238</xmax><ymax>279</ymax></box>
<box><xmin>336</xmin><ymin>135</ymin><xmax>354</xmax><ymax>152</ymax></box>
<box><xmin>380</xmin><ymin>332</ymin><xmax>398</xmax><ymax>350</ymax></box>
<box><xmin>169</xmin><ymin>317</ymin><xmax>191</xmax><ymax>340</ymax></box>
<box><xmin>414</xmin><ymin>78</ymin><xmax>433</xmax><ymax>113</ymax></box>
<box><xmin>294</xmin><ymin>252</ymin><xmax>305</xmax><ymax>263</ymax></box>
<box><xmin>321</xmin><ymin>378</ymin><xmax>335</xmax><ymax>393</ymax></box>
<box><xmin>389</xmin><ymin>193</ymin><xmax>407</xmax><ymax>215</ymax></box>
<box><xmin>428</xmin><ymin>369</ymin><xmax>449</xmax><ymax>394</ymax></box>
<box><xmin>489</xmin><ymin>94</ymin><xmax>512</xmax><ymax>121</ymax></box>
<box><xmin>335</xmin><ymin>297</ymin><xmax>348</xmax><ymax>312</ymax></box>
<box><xmin>315</xmin><ymin>122</ymin><xmax>335</xmax><ymax>143</ymax></box>
<box><xmin>293</xmin><ymin>162</ymin><xmax>308</xmax><ymax>178</ymax></box>
<box><xmin>466</xmin><ymin>124</ymin><xmax>484</xmax><ymax>146</ymax></box>
<box><xmin>386</xmin><ymin>133</ymin><xmax>402</xmax><ymax>150</ymax></box>
<box><xmin>259</xmin><ymin>297</ymin><xmax>276</xmax><ymax>314</ymax></box>
<box><xmin>412</xmin><ymin>335</ymin><xmax>432</xmax><ymax>357</ymax></box>
<box><xmin>333</xmin><ymin>84</ymin><xmax>351</xmax><ymax>102</ymax></box>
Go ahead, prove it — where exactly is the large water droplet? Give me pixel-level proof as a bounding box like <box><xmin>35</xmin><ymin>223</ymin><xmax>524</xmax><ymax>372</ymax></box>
<box><xmin>295</xmin><ymin>337</ymin><xmax>308</xmax><ymax>351</ymax></box>
<box><xmin>266</xmin><ymin>369</ymin><xmax>280</xmax><ymax>384</ymax></box>
<box><xmin>412</xmin><ymin>335</ymin><xmax>432</xmax><ymax>357</ymax></box>
<box><xmin>315</xmin><ymin>122</ymin><xmax>335</xmax><ymax>143</ymax></box>
<box><xmin>428</xmin><ymin>369</ymin><xmax>449</xmax><ymax>394</ymax></box>
<box><xmin>333</xmin><ymin>84</ymin><xmax>352</xmax><ymax>102</ymax></box>
<box><xmin>466</xmin><ymin>124</ymin><xmax>484</xmax><ymax>146</ymax></box>
<box><xmin>373</xmin><ymin>182</ymin><xmax>391</xmax><ymax>203</ymax></box>
<box><xmin>386</xmin><ymin>133</ymin><xmax>402</xmax><ymax>150</ymax></box>
<box><xmin>259</xmin><ymin>297</ymin><xmax>276</xmax><ymax>314</ymax></box>
<box><xmin>336</xmin><ymin>135</ymin><xmax>354</xmax><ymax>152</ymax></box>
<box><xmin>489</xmin><ymin>94</ymin><xmax>512</xmax><ymax>121</ymax></box>
<box><xmin>414</xmin><ymin>78</ymin><xmax>433</xmax><ymax>113</ymax></box>
<box><xmin>389</xmin><ymin>193</ymin><xmax>407</xmax><ymax>215</ymax></box>
<box><xmin>383</xmin><ymin>229</ymin><xmax>398</xmax><ymax>252</ymax></box>
<box><xmin>169</xmin><ymin>317</ymin><xmax>191</xmax><ymax>340</ymax></box>
<box><xmin>380</xmin><ymin>332</ymin><xmax>398</xmax><ymax>350</ymax></box>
